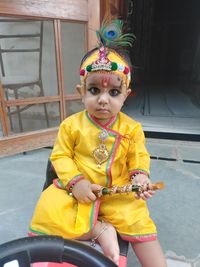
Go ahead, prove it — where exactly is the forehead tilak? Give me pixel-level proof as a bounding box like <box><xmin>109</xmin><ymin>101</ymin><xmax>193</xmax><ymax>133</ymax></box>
<box><xmin>101</xmin><ymin>75</ymin><xmax>111</xmax><ymax>87</ymax></box>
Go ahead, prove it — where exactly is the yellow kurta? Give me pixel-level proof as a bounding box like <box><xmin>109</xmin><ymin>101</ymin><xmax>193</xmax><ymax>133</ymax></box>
<box><xmin>30</xmin><ymin>110</ymin><xmax>157</xmax><ymax>242</ymax></box>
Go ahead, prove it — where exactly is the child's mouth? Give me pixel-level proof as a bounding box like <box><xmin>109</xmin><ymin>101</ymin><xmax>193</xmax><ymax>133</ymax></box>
<box><xmin>96</xmin><ymin>109</ymin><xmax>109</xmax><ymax>113</ymax></box>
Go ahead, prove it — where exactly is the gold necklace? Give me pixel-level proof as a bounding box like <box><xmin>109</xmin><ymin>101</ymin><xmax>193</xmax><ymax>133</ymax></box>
<box><xmin>93</xmin><ymin>130</ymin><xmax>109</xmax><ymax>168</ymax></box>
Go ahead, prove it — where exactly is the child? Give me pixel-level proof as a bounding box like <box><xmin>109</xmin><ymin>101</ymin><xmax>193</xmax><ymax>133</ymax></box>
<box><xmin>29</xmin><ymin>19</ymin><xmax>167</xmax><ymax>267</ymax></box>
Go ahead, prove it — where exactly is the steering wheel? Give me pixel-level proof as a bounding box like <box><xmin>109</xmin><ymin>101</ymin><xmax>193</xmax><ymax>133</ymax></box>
<box><xmin>0</xmin><ymin>236</ymin><xmax>117</xmax><ymax>267</ymax></box>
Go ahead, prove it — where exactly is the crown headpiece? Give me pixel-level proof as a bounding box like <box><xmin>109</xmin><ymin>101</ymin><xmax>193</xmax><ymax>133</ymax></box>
<box><xmin>80</xmin><ymin>18</ymin><xmax>136</xmax><ymax>88</ymax></box>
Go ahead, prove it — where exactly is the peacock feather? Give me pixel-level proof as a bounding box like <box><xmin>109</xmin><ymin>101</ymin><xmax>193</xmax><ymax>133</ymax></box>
<box><xmin>96</xmin><ymin>17</ymin><xmax>136</xmax><ymax>48</ymax></box>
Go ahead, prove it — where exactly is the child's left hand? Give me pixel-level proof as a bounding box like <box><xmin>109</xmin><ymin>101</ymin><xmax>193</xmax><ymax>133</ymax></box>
<box><xmin>133</xmin><ymin>174</ymin><xmax>155</xmax><ymax>200</ymax></box>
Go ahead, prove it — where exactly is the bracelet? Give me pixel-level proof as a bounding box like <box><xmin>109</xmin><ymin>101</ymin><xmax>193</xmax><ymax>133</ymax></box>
<box><xmin>130</xmin><ymin>169</ymin><xmax>149</xmax><ymax>181</ymax></box>
<box><xmin>66</xmin><ymin>176</ymin><xmax>85</xmax><ymax>195</ymax></box>
<box><xmin>130</xmin><ymin>173</ymin><xmax>140</xmax><ymax>181</ymax></box>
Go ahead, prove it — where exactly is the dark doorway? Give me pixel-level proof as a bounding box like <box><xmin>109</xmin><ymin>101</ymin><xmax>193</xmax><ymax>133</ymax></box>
<box><xmin>124</xmin><ymin>0</ymin><xmax>200</xmax><ymax>139</ymax></box>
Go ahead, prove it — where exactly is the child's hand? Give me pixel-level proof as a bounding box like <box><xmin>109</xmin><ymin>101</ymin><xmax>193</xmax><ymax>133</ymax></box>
<box><xmin>133</xmin><ymin>174</ymin><xmax>155</xmax><ymax>201</ymax></box>
<box><xmin>72</xmin><ymin>179</ymin><xmax>102</xmax><ymax>203</ymax></box>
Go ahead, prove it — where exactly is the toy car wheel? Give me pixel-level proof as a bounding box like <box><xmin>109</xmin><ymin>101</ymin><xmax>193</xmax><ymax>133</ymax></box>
<box><xmin>0</xmin><ymin>236</ymin><xmax>116</xmax><ymax>267</ymax></box>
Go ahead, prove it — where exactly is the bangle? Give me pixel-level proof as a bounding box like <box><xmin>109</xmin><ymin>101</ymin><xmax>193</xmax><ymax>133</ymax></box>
<box><xmin>130</xmin><ymin>173</ymin><xmax>140</xmax><ymax>181</ymax></box>
<box><xmin>130</xmin><ymin>169</ymin><xmax>149</xmax><ymax>181</ymax></box>
<box><xmin>66</xmin><ymin>176</ymin><xmax>84</xmax><ymax>195</ymax></box>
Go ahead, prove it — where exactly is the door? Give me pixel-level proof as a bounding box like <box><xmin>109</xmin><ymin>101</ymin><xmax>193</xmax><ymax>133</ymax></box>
<box><xmin>121</xmin><ymin>0</ymin><xmax>200</xmax><ymax>138</ymax></box>
<box><xmin>0</xmin><ymin>0</ymin><xmax>100</xmax><ymax>157</ymax></box>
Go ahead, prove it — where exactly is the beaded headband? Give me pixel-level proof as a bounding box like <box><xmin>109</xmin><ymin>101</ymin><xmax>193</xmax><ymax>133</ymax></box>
<box><xmin>80</xmin><ymin>19</ymin><xmax>135</xmax><ymax>89</ymax></box>
<box><xmin>80</xmin><ymin>46</ymin><xmax>131</xmax><ymax>88</ymax></box>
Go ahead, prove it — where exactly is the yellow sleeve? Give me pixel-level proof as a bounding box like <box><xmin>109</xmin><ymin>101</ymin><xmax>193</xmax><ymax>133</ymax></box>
<box><xmin>127</xmin><ymin>123</ymin><xmax>150</xmax><ymax>176</ymax></box>
<box><xmin>50</xmin><ymin>119</ymin><xmax>84</xmax><ymax>188</ymax></box>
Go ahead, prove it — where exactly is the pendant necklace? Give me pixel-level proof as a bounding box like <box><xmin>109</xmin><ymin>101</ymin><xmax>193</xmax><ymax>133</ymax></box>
<box><xmin>93</xmin><ymin>130</ymin><xmax>110</xmax><ymax>168</ymax></box>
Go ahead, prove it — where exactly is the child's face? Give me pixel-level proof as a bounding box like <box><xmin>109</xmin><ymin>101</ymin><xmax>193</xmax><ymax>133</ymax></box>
<box><xmin>79</xmin><ymin>72</ymin><xmax>131</xmax><ymax>123</ymax></box>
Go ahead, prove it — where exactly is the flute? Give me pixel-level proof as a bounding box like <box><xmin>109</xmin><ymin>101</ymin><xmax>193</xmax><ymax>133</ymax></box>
<box><xmin>94</xmin><ymin>182</ymin><xmax>165</xmax><ymax>198</ymax></box>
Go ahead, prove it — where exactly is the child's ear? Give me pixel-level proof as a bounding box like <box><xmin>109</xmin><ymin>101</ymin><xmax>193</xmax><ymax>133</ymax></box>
<box><xmin>76</xmin><ymin>84</ymin><xmax>85</xmax><ymax>96</ymax></box>
<box><xmin>127</xmin><ymin>88</ymin><xmax>132</xmax><ymax>96</ymax></box>
<box><xmin>124</xmin><ymin>88</ymin><xmax>132</xmax><ymax>100</ymax></box>
<box><xmin>76</xmin><ymin>84</ymin><xmax>82</xmax><ymax>95</ymax></box>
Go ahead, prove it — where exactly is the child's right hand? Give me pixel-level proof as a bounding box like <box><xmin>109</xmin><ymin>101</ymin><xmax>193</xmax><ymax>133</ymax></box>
<box><xmin>72</xmin><ymin>179</ymin><xmax>102</xmax><ymax>203</ymax></box>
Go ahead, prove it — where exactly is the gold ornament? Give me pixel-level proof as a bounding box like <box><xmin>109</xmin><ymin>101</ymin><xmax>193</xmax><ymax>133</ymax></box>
<box><xmin>93</xmin><ymin>130</ymin><xmax>109</xmax><ymax>168</ymax></box>
<box><xmin>93</xmin><ymin>143</ymin><xmax>109</xmax><ymax>168</ymax></box>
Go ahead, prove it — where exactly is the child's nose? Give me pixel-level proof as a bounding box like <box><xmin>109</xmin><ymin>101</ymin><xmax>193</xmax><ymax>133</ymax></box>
<box><xmin>98</xmin><ymin>93</ymin><xmax>109</xmax><ymax>104</ymax></box>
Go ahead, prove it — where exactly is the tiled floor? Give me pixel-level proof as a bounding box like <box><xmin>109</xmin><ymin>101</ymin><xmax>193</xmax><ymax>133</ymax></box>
<box><xmin>166</xmin><ymin>251</ymin><xmax>200</xmax><ymax>267</ymax></box>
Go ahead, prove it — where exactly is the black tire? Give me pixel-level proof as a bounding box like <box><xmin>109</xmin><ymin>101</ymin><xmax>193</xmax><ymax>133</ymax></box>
<box><xmin>0</xmin><ymin>236</ymin><xmax>117</xmax><ymax>267</ymax></box>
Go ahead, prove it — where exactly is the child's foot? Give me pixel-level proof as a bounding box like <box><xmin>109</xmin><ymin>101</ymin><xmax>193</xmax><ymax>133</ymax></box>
<box><xmin>91</xmin><ymin>221</ymin><xmax>119</xmax><ymax>266</ymax></box>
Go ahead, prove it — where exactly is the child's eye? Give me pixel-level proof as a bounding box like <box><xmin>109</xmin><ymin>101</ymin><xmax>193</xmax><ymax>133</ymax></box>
<box><xmin>109</xmin><ymin>89</ymin><xmax>121</xmax><ymax>97</ymax></box>
<box><xmin>88</xmin><ymin>87</ymin><xmax>100</xmax><ymax>95</ymax></box>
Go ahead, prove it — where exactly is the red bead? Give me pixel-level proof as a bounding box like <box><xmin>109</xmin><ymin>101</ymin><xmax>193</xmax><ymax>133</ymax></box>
<box><xmin>123</xmin><ymin>67</ymin><xmax>129</xmax><ymax>74</ymax></box>
<box><xmin>80</xmin><ymin>69</ymin><xmax>85</xmax><ymax>76</ymax></box>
